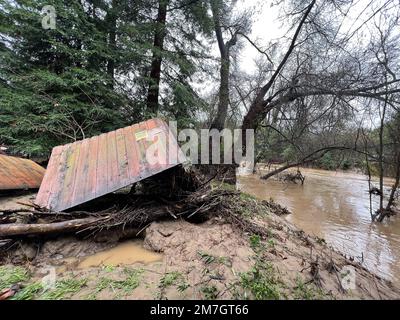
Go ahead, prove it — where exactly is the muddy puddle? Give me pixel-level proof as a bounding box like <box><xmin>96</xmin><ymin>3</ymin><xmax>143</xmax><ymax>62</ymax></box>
<box><xmin>58</xmin><ymin>241</ymin><xmax>163</xmax><ymax>271</ymax></box>
<box><xmin>78</xmin><ymin>241</ymin><xmax>162</xmax><ymax>269</ymax></box>
<box><xmin>238</xmin><ymin>168</ymin><xmax>400</xmax><ymax>286</ymax></box>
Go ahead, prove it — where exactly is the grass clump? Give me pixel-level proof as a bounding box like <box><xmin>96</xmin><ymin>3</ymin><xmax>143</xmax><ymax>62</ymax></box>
<box><xmin>201</xmin><ymin>285</ymin><xmax>219</xmax><ymax>300</ymax></box>
<box><xmin>41</xmin><ymin>278</ymin><xmax>87</xmax><ymax>300</ymax></box>
<box><xmin>160</xmin><ymin>271</ymin><xmax>182</xmax><ymax>288</ymax></box>
<box><xmin>115</xmin><ymin>268</ymin><xmax>143</xmax><ymax>292</ymax></box>
<box><xmin>197</xmin><ymin>251</ymin><xmax>231</xmax><ymax>267</ymax></box>
<box><xmin>0</xmin><ymin>266</ymin><xmax>30</xmax><ymax>291</ymax></box>
<box><xmin>177</xmin><ymin>282</ymin><xmax>190</xmax><ymax>293</ymax></box>
<box><xmin>86</xmin><ymin>277</ymin><xmax>115</xmax><ymax>300</ymax></box>
<box><xmin>249</xmin><ymin>235</ymin><xmax>261</xmax><ymax>250</ymax></box>
<box><xmin>293</xmin><ymin>277</ymin><xmax>325</xmax><ymax>300</ymax></box>
<box><xmin>239</xmin><ymin>261</ymin><xmax>282</xmax><ymax>300</ymax></box>
<box><xmin>87</xmin><ymin>268</ymin><xmax>144</xmax><ymax>299</ymax></box>
<box><xmin>237</xmin><ymin>236</ymin><xmax>284</xmax><ymax>300</ymax></box>
<box><xmin>11</xmin><ymin>282</ymin><xmax>43</xmax><ymax>300</ymax></box>
<box><xmin>158</xmin><ymin>271</ymin><xmax>189</xmax><ymax>298</ymax></box>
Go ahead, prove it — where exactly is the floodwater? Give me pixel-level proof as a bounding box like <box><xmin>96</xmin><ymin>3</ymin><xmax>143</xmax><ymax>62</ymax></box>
<box><xmin>77</xmin><ymin>241</ymin><xmax>162</xmax><ymax>269</ymax></box>
<box><xmin>238</xmin><ymin>168</ymin><xmax>400</xmax><ymax>286</ymax></box>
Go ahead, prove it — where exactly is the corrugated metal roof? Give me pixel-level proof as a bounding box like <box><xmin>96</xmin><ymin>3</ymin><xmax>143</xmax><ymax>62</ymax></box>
<box><xmin>35</xmin><ymin>118</ymin><xmax>186</xmax><ymax>212</ymax></box>
<box><xmin>0</xmin><ymin>155</ymin><xmax>45</xmax><ymax>190</ymax></box>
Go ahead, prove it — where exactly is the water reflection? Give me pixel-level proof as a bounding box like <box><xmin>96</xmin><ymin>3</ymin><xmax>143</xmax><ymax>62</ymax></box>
<box><xmin>238</xmin><ymin>168</ymin><xmax>400</xmax><ymax>285</ymax></box>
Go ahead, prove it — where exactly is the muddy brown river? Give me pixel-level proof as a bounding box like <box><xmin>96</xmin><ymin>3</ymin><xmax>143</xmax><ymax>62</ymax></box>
<box><xmin>238</xmin><ymin>168</ymin><xmax>400</xmax><ymax>286</ymax></box>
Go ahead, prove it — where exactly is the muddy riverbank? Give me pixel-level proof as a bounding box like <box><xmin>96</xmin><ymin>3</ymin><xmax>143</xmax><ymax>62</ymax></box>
<box><xmin>1</xmin><ymin>186</ymin><xmax>399</xmax><ymax>300</ymax></box>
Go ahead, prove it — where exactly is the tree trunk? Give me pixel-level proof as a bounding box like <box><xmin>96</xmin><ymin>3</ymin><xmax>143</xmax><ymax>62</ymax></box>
<box><xmin>240</xmin><ymin>0</ymin><xmax>316</xmax><ymax>154</ymax></box>
<box><xmin>386</xmin><ymin>152</ymin><xmax>400</xmax><ymax>212</ymax></box>
<box><xmin>211</xmin><ymin>55</ymin><xmax>230</xmax><ymax>130</ymax></box>
<box><xmin>107</xmin><ymin>1</ymin><xmax>117</xmax><ymax>89</ymax></box>
<box><xmin>146</xmin><ymin>0</ymin><xmax>169</xmax><ymax>114</ymax></box>
<box><xmin>209</xmin><ymin>0</ymin><xmax>237</xmax><ymax>131</ymax></box>
<box><xmin>378</xmin><ymin>100</ymin><xmax>387</xmax><ymax>212</ymax></box>
<box><xmin>0</xmin><ymin>217</ymin><xmax>104</xmax><ymax>237</ymax></box>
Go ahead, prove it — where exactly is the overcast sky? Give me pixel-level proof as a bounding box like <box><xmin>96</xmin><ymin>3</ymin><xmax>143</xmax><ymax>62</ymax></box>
<box><xmin>237</xmin><ymin>0</ymin><xmax>282</xmax><ymax>72</ymax></box>
<box><xmin>235</xmin><ymin>0</ymin><xmax>398</xmax><ymax>72</ymax></box>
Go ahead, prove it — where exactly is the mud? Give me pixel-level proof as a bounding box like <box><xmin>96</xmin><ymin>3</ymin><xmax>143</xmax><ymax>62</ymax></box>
<box><xmin>1</xmin><ymin>187</ymin><xmax>400</xmax><ymax>300</ymax></box>
<box><xmin>78</xmin><ymin>241</ymin><xmax>162</xmax><ymax>269</ymax></box>
<box><xmin>2</xmin><ymin>213</ymin><xmax>400</xmax><ymax>300</ymax></box>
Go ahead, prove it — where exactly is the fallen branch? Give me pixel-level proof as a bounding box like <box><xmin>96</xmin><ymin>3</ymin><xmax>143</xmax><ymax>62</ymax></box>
<box><xmin>0</xmin><ymin>217</ymin><xmax>108</xmax><ymax>237</ymax></box>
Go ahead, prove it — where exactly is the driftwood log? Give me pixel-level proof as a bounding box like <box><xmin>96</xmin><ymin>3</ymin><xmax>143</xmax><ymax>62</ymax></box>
<box><xmin>0</xmin><ymin>217</ymin><xmax>107</xmax><ymax>237</ymax></box>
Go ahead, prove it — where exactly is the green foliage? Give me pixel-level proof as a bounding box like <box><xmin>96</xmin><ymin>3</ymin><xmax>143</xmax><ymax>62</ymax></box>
<box><xmin>340</xmin><ymin>159</ymin><xmax>352</xmax><ymax>171</ymax></box>
<box><xmin>293</xmin><ymin>277</ymin><xmax>324</xmax><ymax>300</ymax></box>
<box><xmin>235</xmin><ymin>233</ymin><xmax>285</xmax><ymax>300</ymax></box>
<box><xmin>115</xmin><ymin>268</ymin><xmax>143</xmax><ymax>292</ymax></box>
<box><xmin>198</xmin><ymin>251</ymin><xmax>217</xmax><ymax>265</ymax></box>
<box><xmin>239</xmin><ymin>261</ymin><xmax>282</xmax><ymax>300</ymax></box>
<box><xmin>281</xmin><ymin>145</ymin><xmax>297</xmax><ymax>163</ymax></box>
<box><xmin>197</xmin><ymin>251</ymin><xmax>231</xmax><ymax>266</ymax></box>
<box><xmin>86</xmin><ymin>269</ymin><xmax>143</xmax><ymax>299</ymax></box>
<box><xmin>41</xmin><ymin>278</ymin><xmax>87</xmax><ymax>300</ymax></box>
<box><xmin>177</xmin><ymin>282</ymin><xmax>190</xmax><ymax>293</ymax></box>
<box><xmin>160</xmin><ymin>271</ymin><xmax>182</xmax><ymax>288</ymax></box>
<box><xmin>249</xmin><ymin>235</ymin><xmax>261</xmax><ymax>250</ymax></box>
<box><xmin>0</xmin><ymin>0</ymin><xmax>212</xmax><ymax>156</ymax></box>
<box><xmin>158</xmin><ymin>271</ymin><xmax>189</xmax><ymax>298</ymax></box>
<box><xmin>0</xmin><ymin>0</ymin><xmax>127</xmax><ymax>155</ymax></box>
<box><xmin>319</xmin><ymin>152</ymin><xmax>335</xmax><ymax>170</ymax></box>
<box><xmin>0</xmin><ymin>265</ymin><xmax>30</xmax><ymax>291</ymax></box>
<box><xmin>12</xmin><ymin>282</ymin><xmax>43</xmax><ymax>300</ymax></box>
<box><xmin>201</xmin><ymin>285</ymin><xmax>219</xmax><ymax>300</ymax></box>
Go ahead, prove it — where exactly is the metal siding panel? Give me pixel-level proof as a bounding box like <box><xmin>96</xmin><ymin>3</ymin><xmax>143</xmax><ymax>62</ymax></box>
<box><xmin>95</xmin><ymin>134</ymin><xmax>109</xmax><ymax>199</ymax></box>
<box><xmin>137</xmin><ymin>121</ymin><xmax>150</xmax><ymax>177</ymax></box>
<box><xmin>122</xmin><ymin>126</ymin><xmax>140</xmax><ymax>181</ymax></box>
<box><xmin>35</xmin><ymin>119</ymin><xmax>186</xmax><ymax>211</ymax></box>
<box><xmin>145</xmin><ymin>120</ymin><xmax>163</xmax><ymax>172</ymax></box>
<box><xmin>1</xmin><ymin>156</ymin><xmax>31</xmax><ymax>188</ymax></box>
<box><xmin>116</xmin><ymin>128</ymin><xmax>129</xmax><ymax>188</ymax></box>
<box><xmin>70</xmin><ymin>138</ymin><xmax>91</xmax><ymax>207</ymax></box>
<box><xmin>47</xmin><ymin>145</ymin><xmax>72</xmax><ymax>210</ymax></box>
<box><xmin>0</xmin><ymin>158</ymin><xmax>17</xmax><ymax>189</ymax></box>
<box><xmin>57</xmin><ymin>142</ymin><xmax>82</xmax><ymax>211</ymax></box>
<box><xmin>35</xmin><ymin>146</ymin><xmax>64</xmax><ymax>206</ymax></box>
<box><xmin>84</xmin><ymin>137</ymin><xmax>100</xmax><ymax>202</ymax></box>
<box><xmin>0</xmin><ymin>155</ymin><xmax>45</xmax><ymax>190</ymax></box>
<box><xmin>107</xmin><ymin>130</ymin><xmax>119</xmax><ymax>192</ymax></box>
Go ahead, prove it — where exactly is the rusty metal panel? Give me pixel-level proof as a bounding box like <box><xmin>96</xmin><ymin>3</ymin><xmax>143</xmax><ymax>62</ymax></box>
<box><xmin>0</xmin><ymin>155</ymin><xmax>45</xmax><ymax>190</ymax></box>
<box><xmin>35</xmin><ymin>119</ymin><xmax>186</xmax><ymax>212</ymax></box>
